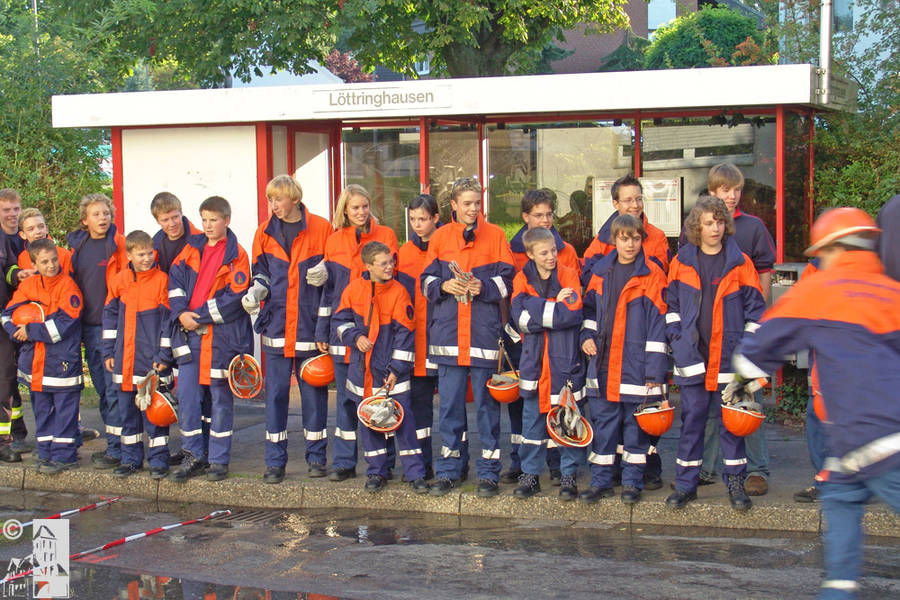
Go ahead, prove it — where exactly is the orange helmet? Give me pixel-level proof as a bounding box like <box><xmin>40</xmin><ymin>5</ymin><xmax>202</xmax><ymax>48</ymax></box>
<box><xmin>634</xmin><ymin>400</ymin><xmax>675</xmax><ymax>437</ymax></box>
<box><xmin>299</xmin><ymin>353</ymin><xmax>334</xmax><ymax>387</ymax></box>
<box><xmin>357</xmin><ymin>392</ymin><xmax>404</xmax><ymax>433</ymax></box>
<box><xmin>486</xmin><ymin>370</ymin><xmax>519</xmax><ymax>404</ymax></box>
<box><xmin>546</xmin><ymin>385</ymin><xmax>593</xmax><ymax>448</ymax></box>
<box><xmin>805</xmin><ymin>207</ymin><xmax>880</xmax><ymax>256</ymax></box>
<box><xmin>146</xmin><ymin>389</ymin><xmax>178</xmax><ymax>427</ymax></box>
<box><xmin>11</xmin><ymin>302</ymin><xmax>45</xmax><ymax>326</ymax></box>
<box><xmin>228</xmin><ymin>354</ymin><xmax>262</xmax><ymax>399</ymax></box>
<box><xmin>721</xmin><ymin>400</ymin><xmax>765</xmax><ymax>437</ymax></box>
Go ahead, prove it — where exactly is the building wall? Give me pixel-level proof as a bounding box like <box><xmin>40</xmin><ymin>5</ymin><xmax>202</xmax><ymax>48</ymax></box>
<box><xmin>120</xmin><ymin>126</ymin><xmax>261</xmax><ymax>249</ymax></box>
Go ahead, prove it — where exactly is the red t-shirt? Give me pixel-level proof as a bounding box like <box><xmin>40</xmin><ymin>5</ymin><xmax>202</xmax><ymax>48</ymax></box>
<box><xmin>188</xmin><ymin>239</ymin><xmax>227</xmax><ymax>310</ymax></box>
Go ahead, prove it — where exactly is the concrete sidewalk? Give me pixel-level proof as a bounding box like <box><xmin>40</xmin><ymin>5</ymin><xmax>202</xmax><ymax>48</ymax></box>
<box><xmin>3</xmin><ymin>389</ymin><xmax>899</xmax><ymax>537</ymax></box>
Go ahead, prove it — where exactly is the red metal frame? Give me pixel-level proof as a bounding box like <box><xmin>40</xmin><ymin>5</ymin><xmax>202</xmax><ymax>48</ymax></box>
<box><xmin>255</xmin><ymin>123</ymin><xmax>272</xmax><ymax>224</ymax></box>
<box><xmin>286</xmin><ymin>126</ymin><xmax>296</xmax><ymax>176</ymax></box>
<box><xmin>775</xmin><ymin>105</ymin><xmax>785</xmax><ymax>263</ymax></box>
<box><xmin>633</xmin><ymin>115</ymin><xmax>642</xmax><ymax>177</ymax></box>
<box><xmin>477</xmin><ymin>120</ymin><xmax>485</xmax><ymax>204</ymax></box>
<box><xmin>110</xmin><ymin>127</ymin><xmax>125</xmax><ymax>232</ymax></box>
<box><xmin>808</xmin><ymin>112</ymin><xmax>816</xmax><ymax>236</ymax></box>
<box><xmin>419</xmin><ymin>117</ymin><xmax>430</xmax><ymax>194</ymax></box>
<box><xmin>329</xmin><ymin>122</ymin><xmax>343</xmax><ymax>217</ymax></box>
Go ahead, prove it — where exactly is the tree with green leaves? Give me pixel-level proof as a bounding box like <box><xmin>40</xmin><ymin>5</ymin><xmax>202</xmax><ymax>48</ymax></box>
<box><xmin>338</xmin><ymin>0</ymin><xmax>630</xmax><ymax>77</ymax></box>
<box><xmin>0</xmin><ymin>3</ymin><xmax>111</xmax><ymax>240</ymax></box>
<box><xmin>644</xmin><ymin>7</ymin><xmax>771</xmax><ymax>69</ymax></box>
<box><xmin>80</xmin><ymin>0</ymin><xmax>631</xmax><ymax>82</ymax></box>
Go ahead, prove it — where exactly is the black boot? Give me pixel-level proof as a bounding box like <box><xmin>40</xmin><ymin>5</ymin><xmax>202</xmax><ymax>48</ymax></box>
<box><xmin>727</xmin><ymin>474</ymin><xmax>753</xmax><ymax>511</ymax></box>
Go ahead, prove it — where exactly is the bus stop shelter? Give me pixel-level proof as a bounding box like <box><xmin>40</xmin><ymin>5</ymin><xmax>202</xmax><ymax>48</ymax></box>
<box><xmin>52</xmin><ymin>64</ymin><xmax>854</xmax><ymax>261</ymax></box>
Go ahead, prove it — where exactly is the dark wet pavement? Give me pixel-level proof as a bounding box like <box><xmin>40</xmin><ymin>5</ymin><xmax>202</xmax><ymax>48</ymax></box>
<box><xmin>1</xmin><ymin>491</ymin><xmax>899</xmax><ymax>599</ymax></box>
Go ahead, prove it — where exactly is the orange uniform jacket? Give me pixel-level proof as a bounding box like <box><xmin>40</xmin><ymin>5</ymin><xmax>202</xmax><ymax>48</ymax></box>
<box><xmin>2</xmin><ymin>272</ymin><xmax>83</xmax><ymax>392</ymax></box>
<box><xmin>397</xmin><ymin>228</ymin><xmax>441</xmax><ymax>377</ymax></box>
<box><xmin>316</xmin><ymin>222</ymin><xmax>399</xmax><ymax>362</ymax></box>
<box><xmin>102</xmin><ymin>265</ymin><xmax>172</xmax><ymax>391</ymax></box>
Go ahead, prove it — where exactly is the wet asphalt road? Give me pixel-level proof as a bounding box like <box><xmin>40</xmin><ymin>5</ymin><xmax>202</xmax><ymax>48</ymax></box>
<box><xmin>1</xmin><ymin>491</ymin><xmax>899</xmax><ymax>599</ymax></box>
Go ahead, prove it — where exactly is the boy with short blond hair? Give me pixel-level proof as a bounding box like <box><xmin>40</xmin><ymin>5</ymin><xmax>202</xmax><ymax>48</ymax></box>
<box><xmin>332</xmin><ymin>241</ymin><xmax>426</xmax><ymax>493</ymax></box>
<box><xmin>246</xmin><ymin>175</ymin><xmax>332</xmax><ymax>484</ymax></box>
<box><xmin>2</xmin><ymin>239</ymin><xmax>84</xmax><ymax>474</ymax></box>
<box><xmin>581</xmin><ymin>214</ymin><xmax>669</xmax><ymax>504</ymax></box>
<box><xmin>103</xmin><ymin>230</ymin><xmax>173</xmax><ymax>478</ymax></box>
<box><xmin>510</xmin><ymin>227</ymin><xmax>585</xmax><ymax>499</ymax></box>
<box><xmin>168</xmin><ymin>196</ymin><xmax>252</xmax><ymax>482</ymax></box>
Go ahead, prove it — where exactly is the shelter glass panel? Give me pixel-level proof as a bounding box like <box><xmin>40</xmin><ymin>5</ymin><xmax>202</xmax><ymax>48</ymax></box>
<box><xmin>428</xmin><ymin>125</ymin><xmax>480</xmax><ymax>224</ymax></box>
<box><xmin>640</xmin><ymin>114</ymin><xmax>777</xmax><ymax>245</ymax></box>
<box><xmin>486</xmin><ymin>121</ymin><xmax>635</xmax><ymax>254</ymax></box>
<box><xmin>343</xmin><ymin>127</ymin><xmax>420</xmax><ymax>243</ymax></box>
<box><xmin>783</xmin><ymin>110</ymin><xmax>813</xmax><ymax>262</ymax></box>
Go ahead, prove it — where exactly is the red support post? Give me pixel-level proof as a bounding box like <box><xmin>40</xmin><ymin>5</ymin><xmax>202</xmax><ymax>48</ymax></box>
<box><xmin>110</xmin><ymin>127</ymin><xmax>125</xmax><ymax>232</ymax></box>
<box><xmin>775</xmin><ymin>105</ymin><xmax>785</xmax><ymax>263</ymax></box>
<box><xmin>255</xmin><ymin>123</ymin><xmax>272</xmax><ymax>224</ymax></box>
<box><xmin>808</xmin><ymin>112</ymin><xmax>816</xmax><ymax>235</ymax></box>
<box><xmin>419</xmin><ymin>117</ymin><xmax>430</xmax><ymax>194</ymax></box>
<box><xmin>633</xmin><ymin>113</ymin><xmax>642</xmax><ymax>177</ymax></box>
<box><xmin>477</xmin><ymin>120</ymin><xmax>486</xmax><ymax>208</ymax></box>
<box><xmin>330</xmin><ymin>122</ymin><xmax>343</xmax><ymax>218</ymax></box>
<box><xmin>286</xmin><ymin>125</ymin><xmax>296</xmax><ymax>176</ymax></box>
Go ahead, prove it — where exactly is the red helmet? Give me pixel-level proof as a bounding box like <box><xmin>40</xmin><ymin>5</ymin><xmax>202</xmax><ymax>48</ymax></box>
<box><xmin>546</xmin><ymin>386</ymin><xmax>593</xmax><ymax>448</ymax></box>
<box><xmin>466</xmin><ymin>377</ymin><xmax>474</xmax><ymax>403</ymax></box>
<box><xmin>805</xmin><ymin>207</ymin><xmax>880</xmax><ymax>256</ymax></box>
<box><xmin>634</xmin><ymin>400</ymin><xmax>675</xmax><ymax>437</ymax></box>
<box><xmin>300</xmin><ymin>353</ymin><xmax>334</xmax><ymax>387</ymax></box>
<box><xmin>11</xmin><ymin>302</ymin><xmax>44</xmax><ymax>326</ymax></box>
<box><xmin>357</xmin><ymin>392</ymin><xmax>404</xmax><ymax>433</ymax></box>
<box><xmin>146</xmin><ymin>389</ymin><xmax>178</xmax><ymax>427</ymax></box>
<box><xmin>228</xmin><ymin>354</ymin><xmax>262</xmax><ymax>399</ymax></box>
<box><xmin>721</xmin><ymin>400</ymin><xmax>765</xmax><ymax>437</ymax></box>
<box><xmin>486</xmin><ymin>370</ymin><xmax>519</xmax><ymax>404</ymax></box>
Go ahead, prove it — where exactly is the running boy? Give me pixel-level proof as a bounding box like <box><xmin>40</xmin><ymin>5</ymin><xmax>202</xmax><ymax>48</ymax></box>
<box><xmin>581</xmin><ymin>214</ymin><xmax>669</xmax><ymax>504</ymax></box>
<box><xmin>510</xmin><ymin>227</ymin><xmax>584</xmax><ymax>500</ymax></box>
<box><xmin>168</xmin><ymin>196</ymin><xmax>252</xmax><ymax>482</ymax></box>
<box><xmin>332</xmin><ymin>241</ymin><xmax>426</xmax><ymax>493</ymax></box>
<box><xmin>2</xmin><ymin>238</ymin><xmax>84</xmax><ymax>474</ymax></box>
<box><xmin>245</xmin><ymin>175</ymin><xmax>332</xmax><ymax>483</ymax></box>
<box><xmin>67</xmin><ymin>193</ymin><xmax>127</xmax><ymax>470</ymax></box>
<box><xmin>103</xmin><ymin>230</ymin><xmax>173</xmax><ymax>479</ymax></box>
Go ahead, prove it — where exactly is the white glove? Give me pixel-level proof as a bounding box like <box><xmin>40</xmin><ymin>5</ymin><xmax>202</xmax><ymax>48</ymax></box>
<box><xmin>504</xmin><ymin>322</ymin><xmax>522</xmax><ymax>344</ymax></box>
<box><xmin>241</xmin><ymin>281</ymin><xmax>268</xmax><ymax>315</ymax></box>
<box><xmin>722</xmin><ymin>380</ymin><xmax>743</xmax><ymax>405</ymax></box>
<box><xmin>722</xmin><ymin>377</ymin><xmax>767</xmax><ymax>405</ymax></box>
<box><xmin>306</xmin><ymin>260</ymin><xmax>328</xmax><ymax>287</ymax></box>
<box><xmin>135</xmin><ymin>386</ymin><xmax>151</xmax><ymax>411</ymax></box>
